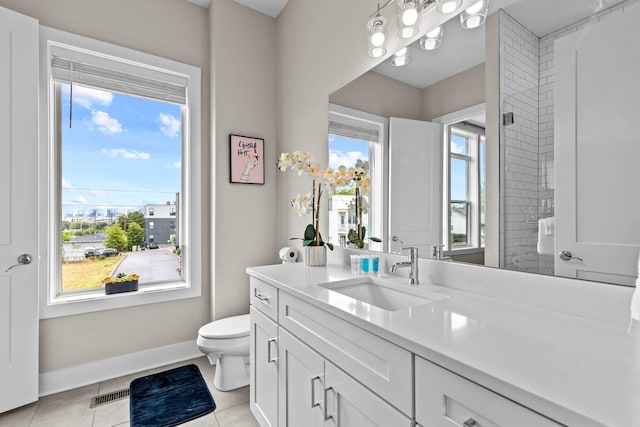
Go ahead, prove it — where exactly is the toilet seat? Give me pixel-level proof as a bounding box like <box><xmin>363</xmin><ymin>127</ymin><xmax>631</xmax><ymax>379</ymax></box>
<box><xmin>198</xmin><ymin>314</ymin><xmax>250</xmax><ymax>339</ymax></box>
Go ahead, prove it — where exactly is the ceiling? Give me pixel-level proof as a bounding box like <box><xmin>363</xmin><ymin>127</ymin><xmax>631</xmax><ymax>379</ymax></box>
<box><xmin>187</xmin><ymin>0</ymin><xmax>289</xmax><ymax>18</ymax></box>
<box><xmin>373</xmin><ymin>0</ymin><xmax>627</xmax><ymax>89</ymax></box>
<box><xmin>232</xmin><ymin>0</ymin><xmax>289</xmax><ymax>17</ymax></box>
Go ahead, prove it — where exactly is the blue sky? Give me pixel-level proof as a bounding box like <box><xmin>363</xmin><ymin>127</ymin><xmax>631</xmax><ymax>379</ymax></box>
<box><xmin>61</xmin><ymin>84</ymin><xmax>181</xmax><ymax>216</ymax></box>
<box><xmin>328</xmin><ymin>134</ymin><xmax>368</xmax><ymax>170</ymax></box>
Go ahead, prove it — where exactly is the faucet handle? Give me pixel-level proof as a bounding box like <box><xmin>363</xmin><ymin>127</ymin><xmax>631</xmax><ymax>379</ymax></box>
<box><xmin>401</xmin><ymin>246</ymin><xmax>419</xmax><ymax>258</ymax></box>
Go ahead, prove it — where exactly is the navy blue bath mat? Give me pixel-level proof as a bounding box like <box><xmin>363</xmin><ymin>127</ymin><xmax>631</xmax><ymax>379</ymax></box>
<box><xmin>130</xmin><ymin>364</ymin><xmax>216</xmax><ymax>427</ymax></box>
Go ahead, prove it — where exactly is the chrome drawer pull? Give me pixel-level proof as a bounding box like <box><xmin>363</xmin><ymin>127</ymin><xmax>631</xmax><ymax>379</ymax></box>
<box><xmin>310</xmin><ymin>376</ymin><xmax>321</xmax><ymax>408</ymax></box>
<box><xmin>463</xmin><ymin>418</ymin><xmax>477</xmax><ymax>427</ymax></box>
<box><xmin>254</xmin><ymin>289</ymin><xmax>271</xmax><ymax>306</ymax></box>
<box><xmin>267</xmin><ymin>338</ymin><xmax>277</xmax><ymax>364</ymax></box>
<box><xmin>323</xmin><ymin>386</ymin><xmax>335</xmax><ymax>421</ymax></box>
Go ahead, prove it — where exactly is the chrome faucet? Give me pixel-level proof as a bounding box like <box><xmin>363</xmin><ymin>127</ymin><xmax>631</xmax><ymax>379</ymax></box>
<box><xmin>391</xmin><ymin>247</ymin><xmax>419</xmax><ymax>285</ymax></box>
<box><xmin>432</xmin><ymin>244</ymin><xmax>445</xmax><ymax>260</ymax></box>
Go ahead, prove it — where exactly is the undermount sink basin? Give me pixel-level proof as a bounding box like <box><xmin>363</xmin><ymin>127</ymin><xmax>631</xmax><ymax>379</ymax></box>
<box><xmin>319</xmin><ymin>277</ymin><xmax>448</xmax><ymax>311</ymax></box>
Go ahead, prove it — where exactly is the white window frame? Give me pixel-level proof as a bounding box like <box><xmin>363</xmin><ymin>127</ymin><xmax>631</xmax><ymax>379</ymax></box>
<box><xmin>38</xmin><ymin>27</ymin><xmax>202</xmax><ymax>319</ymax></box>
<box><xmin>447</xmin><ymin>124</ymin><xmax>484</xmax><ymax>250</ymax></box>
<box><xmin>328</xmin><ymin>104</ymin><xmax>388</xmax><ymax>252</ymax></box>
<box><xmin>434</xmin><ymin>103</ymin><xmax>485</xmax><ymax>254</ymax></box>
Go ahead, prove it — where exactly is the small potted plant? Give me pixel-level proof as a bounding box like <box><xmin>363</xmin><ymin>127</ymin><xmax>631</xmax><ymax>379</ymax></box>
<box><xmin>103</xmin><ymin>272</ymin><xmax>140</xmax><ymax>294</ymax></box>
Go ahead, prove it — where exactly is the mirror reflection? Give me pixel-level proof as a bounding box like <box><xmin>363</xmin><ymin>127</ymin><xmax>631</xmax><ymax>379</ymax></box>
<box><xmin>327</xmin><ymin>0</ymin><xmax>640</xmax><ymax>286</ymax></box>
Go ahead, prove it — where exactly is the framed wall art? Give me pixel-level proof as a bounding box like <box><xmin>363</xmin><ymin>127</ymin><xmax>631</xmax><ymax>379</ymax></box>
<box><xmin>229</xmin><ymin>134</ymin><xmax>264</xmax><ymax>184</ymax></box>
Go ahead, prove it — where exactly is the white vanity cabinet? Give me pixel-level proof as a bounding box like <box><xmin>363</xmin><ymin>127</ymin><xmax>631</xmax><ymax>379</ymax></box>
<box><xmin>278</xmin><ymin>327</ymin><xmax>412</xmax><ymax>427</ymax></box>
<box><xmin>415</xmin><ymin>357</ymin><xmax>562</xmax><ymax>427</ymax></box>
<box><xmin>250</xmin><ymin>278</ymin><xmax>279</xmax><ymax>427</ymax></box>
<box><xmin>250</xmin><ymin>277</ymin><xmax>412</xmax><ymax>427</ymax></box>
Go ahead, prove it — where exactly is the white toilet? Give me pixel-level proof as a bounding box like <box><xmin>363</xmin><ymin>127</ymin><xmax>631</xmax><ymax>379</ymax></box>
<box><xmin>197</xmin><ymin>314</ymin><xmax>250</xmax><ymax>391</ymax></box>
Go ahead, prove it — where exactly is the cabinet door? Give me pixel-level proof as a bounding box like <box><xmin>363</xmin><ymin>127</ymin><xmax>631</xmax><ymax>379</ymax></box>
<box><xmin>415</xmin><ymin>357</ymin><xmax>562</xmax><ymax>426</ymax></box>
<box><xmin>278</xmin><ymin>328</ymin><xmax>325</xmax><ymax>427</ymax></box>
<box><xmin>324</xmin><ymin>361</ymin><xmax>413</xmax><ymax>427</ymax></box>
<box><xmin>250</xmin><ymin>306</ymin><xmax>278</xmax><ymax>427</ymax></box>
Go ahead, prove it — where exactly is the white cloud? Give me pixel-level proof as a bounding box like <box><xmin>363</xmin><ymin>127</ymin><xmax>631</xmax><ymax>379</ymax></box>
<box><xmin>62</xmin><ymin>178</ymin><xmax>76</xmax><ymax>191</ymax></box>
<box><xmin>167</xmin><ymin>161</ymin><xmax>181</xmax><ymax>169</ymax></box>
<box><xmin>101</xmin><ymin>148</ymin><xmax>151</xmax><ymax>160</ymax></box>
<box><xmin>88</xmin><ymin>188</ymin><xmax>106</xmax><ymax>197</ymax></box>
<box><xmin>72</xmin><ymin>196</ymin><xmax>87</xmax><ymax>205</ymax></box>
<box><xmin>91</xmin><ymin>110</ymin><xmax>123</xmax><ymax>134</ymax></box>
<box><xmin>329</xmin><ymin>150</ymin><xmax>367</xmax><ymax>170</ymax></box>
<box><xmin>73</xmin><ymin>86</ymin><xmax>113</xmax><ymax>109</ymax></box>
<box><xmin>158</xmin><ymin>113</ymin><xmax>181</xmax><ymax>137</ymax></box>
<box><xmin>451</xmin><ymin>141</ymin><xmax>466</xmax><ymax>154</ymax></box>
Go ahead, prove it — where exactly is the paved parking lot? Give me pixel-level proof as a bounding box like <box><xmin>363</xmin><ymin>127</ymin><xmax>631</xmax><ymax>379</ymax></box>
<box><xmin>113</xmin><ymin>247</ymin><xmax>181</xmax><ymax>283</ymax></box>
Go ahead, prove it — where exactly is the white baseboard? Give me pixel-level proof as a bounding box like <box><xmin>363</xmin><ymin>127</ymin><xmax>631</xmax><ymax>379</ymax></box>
<box><xmin>39</xmin><ymin>340</ymin><xmax>202</xmax><ymax>397</ymax></box>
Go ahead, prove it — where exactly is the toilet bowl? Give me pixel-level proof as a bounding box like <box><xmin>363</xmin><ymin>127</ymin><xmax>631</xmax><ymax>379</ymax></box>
<box><xmin>197</xmin><ymin>314</ymin><xmax>250</xmax><ymax>391</ymax></box>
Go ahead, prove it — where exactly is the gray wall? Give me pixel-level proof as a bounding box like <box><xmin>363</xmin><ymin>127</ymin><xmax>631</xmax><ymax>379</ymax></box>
<box><xmin>0</xmin><ymin>0</ymin><xmax>277</xmax><ymax>375</ymax></box>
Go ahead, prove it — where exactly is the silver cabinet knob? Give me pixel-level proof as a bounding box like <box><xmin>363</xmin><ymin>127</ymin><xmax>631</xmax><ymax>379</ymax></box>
<box><xmin>5</xmin><ymin>254</ymin><xmax>32</xmax><ymax>272</ymax></box>
<box><xmin>463</xmin><ymin>418</ymin><xmax>477</xmax><ymax>427</ymax></box>
<box><xmin>558</xmin><ymin>250</ymin><xmax>583</xmax><ymax>262</ymax></box>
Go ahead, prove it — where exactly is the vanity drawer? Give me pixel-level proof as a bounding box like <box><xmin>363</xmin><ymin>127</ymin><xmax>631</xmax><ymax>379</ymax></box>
<box><xmin>250</xmin><ymin>277</ymin><xmax>278</xmax><ymax>321</ymax></box>
<box><xmin>415</xmin><ymin>356</ymin><xmax>562</xmax><ymax>427</ymax></box>
<box><xmin>279</xmin><ymin>291</ymin><xmax>412</xmax><ymax>416</ymax></box>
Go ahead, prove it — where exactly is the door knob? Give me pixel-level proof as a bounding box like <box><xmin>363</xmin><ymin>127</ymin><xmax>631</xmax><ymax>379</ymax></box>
<box><xmin>5</xmin><ymin>254</ymin><xmax>33</xmax><ymax>272</ymax></box>
<box><xmin>558</xmin><ymin>250</ymin><xmax>583</xmax><ymax>262</ymax></box>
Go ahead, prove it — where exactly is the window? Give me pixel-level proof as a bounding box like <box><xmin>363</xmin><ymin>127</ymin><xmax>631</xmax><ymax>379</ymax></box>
<box><xmin>39</xmin><ymin>27</ymin><xmax>202</xmax><ymax>318</ymax></box>
<box><xmin>445</xmin><ymin>122</ymin><xmax>485</xmax><ymax>251</ymax></box>
<box><xmin>327</xmin><ymin>105</ymin><xmax>386</xmax><ymax>251</ymax></box>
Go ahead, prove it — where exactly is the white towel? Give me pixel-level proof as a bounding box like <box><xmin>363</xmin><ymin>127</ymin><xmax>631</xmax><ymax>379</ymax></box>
<box><xmin>542</xmin><ymin>217</ymin><xmax>555</xmax><ymax>236</ymax></box>
<box><xmin>537</xmin><ymin>219</ymin><xmax>554</xmax><ymax>256</ymax></box>
<box><xmin>631</xmin><ymin>254</ymin><xmax>640</xmax><ymax>321</ymax></box>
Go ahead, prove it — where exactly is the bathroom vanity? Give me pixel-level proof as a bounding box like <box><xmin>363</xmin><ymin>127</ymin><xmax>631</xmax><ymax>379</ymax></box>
<box><xmin>247</xmin><ymin>259</ymin><xmax>638</xmax><ymax>427</ymax></box>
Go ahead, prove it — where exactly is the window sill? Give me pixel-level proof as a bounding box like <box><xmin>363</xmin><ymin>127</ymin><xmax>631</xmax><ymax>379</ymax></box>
<box><xmin>39</xmin><ymin>280</ymin><xmax>201</xmax><ymax>319</ymax></box>
<box><xmin>446</xmin><ymin>247</ymin><xmax>485</xmax><ymax>256</ymax></box>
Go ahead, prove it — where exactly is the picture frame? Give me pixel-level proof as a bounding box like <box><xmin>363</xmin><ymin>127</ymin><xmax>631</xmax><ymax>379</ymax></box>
<box><xmin>229</xmin><ymin>134</ymin><xmax>265</xmax><ymax>184</ymax></box>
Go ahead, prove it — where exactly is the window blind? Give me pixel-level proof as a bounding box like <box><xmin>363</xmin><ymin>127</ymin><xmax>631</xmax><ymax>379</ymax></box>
<box><xmin>50</xmin><ymin>46</ymin><xmax>188</xmax><ymax>105</ymax></box>
<box><xmin>328</xmin><ymin>118</ymin><xmax>380</xmax><ymax>142</ymax></box>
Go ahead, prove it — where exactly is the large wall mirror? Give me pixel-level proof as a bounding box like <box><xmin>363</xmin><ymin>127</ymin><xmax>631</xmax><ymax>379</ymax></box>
<box><xmin>327</xmin><ymin>0</ymin><xmax>640</xmax><ymax>287</ymax></box>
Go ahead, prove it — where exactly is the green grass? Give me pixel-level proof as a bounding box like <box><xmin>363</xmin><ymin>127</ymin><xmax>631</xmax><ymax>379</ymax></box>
<box><xmin>62</xmin><ymin>255</ymin><xmax>124</xmax><ymax>291</ymax></box>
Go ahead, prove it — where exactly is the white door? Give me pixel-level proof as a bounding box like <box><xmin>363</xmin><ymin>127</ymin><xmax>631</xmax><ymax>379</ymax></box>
<box><xmin>278</xmin><ymin>328</ymin><xmax>324</xmax><ymax>427</ymax></box>
<box><xmin>324</xmin><ymin>361</ymin><xmax>412</xmax><ymax>427</ymax></box>
<box><xmin>555</xmin><ymin>7</ymin><xmax>640</xmax><ymax>285</ymax></box>
<box><xmin>0</xmin><ymin>6</ymin><xmax>39</xmax><ymax>413</ymax></box>
<box><xmin>388</xmin><ymin>118</ymin><xmax>442</xmax><ymax>255</ymax></box>
<box><xmin>249</xmin><ymin>307</ymin><xmax>278</xmax><ymax>427</ymax></box>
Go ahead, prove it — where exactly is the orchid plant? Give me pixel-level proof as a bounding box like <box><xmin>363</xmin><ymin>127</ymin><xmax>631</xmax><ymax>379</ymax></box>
<box><xmin>346</xmin><ymin>159</ymin><xmax>381</xmax><ymax>248</ymax></box>
<box><xmin>278</xmin><ymin>151</ymin><xmax>336</xmax><ymax>250</ymax></box>
<box><xmin>278</xmin><ymin>152</ymin><xmax>381</xmax><ymax>250</ymax></box>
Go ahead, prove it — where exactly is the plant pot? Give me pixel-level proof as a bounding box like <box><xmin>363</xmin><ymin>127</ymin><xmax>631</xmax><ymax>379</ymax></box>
<box><xmin>305</xmin><ymin>245</ymin><xmax>326</xmax><ymax>267</ymax></box>
<box><xmin>105</xmin><ymin>280</ymin><xmax>139</xmax><ymax>295</ymax></box>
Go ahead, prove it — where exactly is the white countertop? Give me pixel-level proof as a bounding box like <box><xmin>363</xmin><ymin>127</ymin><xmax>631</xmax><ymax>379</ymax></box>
<box><xmin>247</xmin><ymin>262</ymin><xmax>640</xmax><ymax>427</ymax></box>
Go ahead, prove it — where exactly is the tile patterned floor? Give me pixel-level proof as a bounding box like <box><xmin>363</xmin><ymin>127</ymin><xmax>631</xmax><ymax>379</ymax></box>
<box><xmin>0</xmin><ymin>357</ymin><xmax>259</xmax><ymax>427</ymax></box>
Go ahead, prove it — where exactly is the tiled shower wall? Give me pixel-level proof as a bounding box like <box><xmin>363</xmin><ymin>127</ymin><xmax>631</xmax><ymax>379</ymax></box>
<box><xmin>499</xmin><ymin>11</ymin><xmax>540</xmax><ymax>273</ymax></box>
<box><xmin>499</xmin><ymin>0</ymin><xmax>636</xmax><ymax>275</ymax></box>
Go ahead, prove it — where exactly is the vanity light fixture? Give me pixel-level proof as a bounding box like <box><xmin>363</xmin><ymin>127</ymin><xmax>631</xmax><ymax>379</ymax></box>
<box><xmin>436</xmin><ymin>0</ymin><xmax>462</xmax><ymax>14</ymax></box>
<box><xmin>367</xmin><ymin>7</ymin><xmax>388</xmax><ymax>58</ymax></box>
<box><xmin>397</xmin><ymin>0</ymin><xmax>419</xmax><ymax>39</ymax></box>
<box><xmin>391</xmin><ymin>47</ymin><xmax>410</xmax><ymax>66</ymax></box>
<box><xmin>460</xmin><ymin>0</ymin><xmax>489</xmax><ymax>29</ymax></box>
<box><xmin>419</xmin><ymin>25</ymin><xmax>444</xmax><ymax>50</ymax></box>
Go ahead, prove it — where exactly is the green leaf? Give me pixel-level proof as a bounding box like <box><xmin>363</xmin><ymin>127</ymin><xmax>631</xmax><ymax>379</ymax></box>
<box><xmin>370</xmin><ymin>237</ymin><xmax>382</xmax><ymax>242</ymax></box>
<box><xmin>347</xmin><ymin>229</ymin><xmax>358</xmax><ymax>242</ymax></box>
<box><xmin>326</xmin><ymin>243</ymin><xmax>334</xmax><ymax>250</ymax></box>
<box><xmin>361</xmin><ymin>226</ymin><xmax>367</xmax><ymax>239</ymax></box>
<box><xmin>304</xmin><ymin>224</ymin><xmax>316</xmax><ymax>241</ymax></box>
